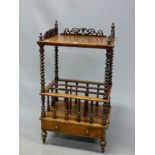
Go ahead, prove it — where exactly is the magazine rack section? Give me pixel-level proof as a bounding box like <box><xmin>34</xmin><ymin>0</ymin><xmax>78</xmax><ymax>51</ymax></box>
<box><xmin>37</xmin><ymin>21</ymin><xmax>115</xmax><ymax>153</ymax></box>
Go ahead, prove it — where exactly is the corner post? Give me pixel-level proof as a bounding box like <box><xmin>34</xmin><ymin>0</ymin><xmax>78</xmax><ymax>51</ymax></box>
<box><xmin>54</xmin><ymin>21</ymin><xmax>59</xmax><ymax>103</ymax></box>
<box><xmin>39</xmin><ymin>33</ymin><xmax>46</xmax><ymax>118</ymax></box>
<box><xmin>102</xmin><ymin>48</ymin><xmax>111</xmax><ymax>125</ymax></box>
<box><xmin>54</xmin><ymin>21</ymin><xmax>59</xmax><ymax>82</ymax></box>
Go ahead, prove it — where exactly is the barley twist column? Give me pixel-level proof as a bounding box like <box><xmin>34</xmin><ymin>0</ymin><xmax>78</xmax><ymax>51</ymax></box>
<box><xmin>109</xmin><ymin>48</ymin><xmax>114</xmax><ymax>84</ymax></box>
<box><xmin>54</xmin><ymin>46</ymin><xmax>59</xmax><ymax>82</ymax></box>
<box><xmin>39</xmin><ymin>44</ymin><xmax>46</xmax><ymax>118</ymax></box>
<box><xmin>104</xmin><ymin>50</ymin><xmax>111</xmax><ymax>99</ymax></box>
<box><xmin>102</xmin><ymin>49</ymin><xmax>111</xmax><ymax>125</ymax></box>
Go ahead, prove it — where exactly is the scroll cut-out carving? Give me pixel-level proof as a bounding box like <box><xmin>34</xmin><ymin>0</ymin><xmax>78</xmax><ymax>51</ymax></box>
<box><xmin>62</xmin><ymin>28</ymin><xmax>106</xmax><ymax>37</ymax></box>
<box><xmin>44</xmin><ymin>28</ymin><xmax>56</xmax><ymax>39</ymax></box>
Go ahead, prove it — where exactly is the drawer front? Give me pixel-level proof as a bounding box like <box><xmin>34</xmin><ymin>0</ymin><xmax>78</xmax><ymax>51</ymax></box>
<box><xmin>42</xmin><ymin>119</ymin><xmax>104</xmax><ymax>139</ymax></box>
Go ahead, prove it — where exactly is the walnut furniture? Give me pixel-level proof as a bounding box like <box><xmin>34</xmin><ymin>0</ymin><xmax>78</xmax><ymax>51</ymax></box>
<box><xmin>37</xmin><ymin>21</ymin><xmax>115</xmax><ymax>153</ymax></box>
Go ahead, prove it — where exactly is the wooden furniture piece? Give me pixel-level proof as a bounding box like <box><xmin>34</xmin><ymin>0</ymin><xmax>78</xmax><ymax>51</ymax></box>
<box><xmin>37</xmin><ymin>21</ymin><xmax>115</xmax><ymax>153</ymax></box>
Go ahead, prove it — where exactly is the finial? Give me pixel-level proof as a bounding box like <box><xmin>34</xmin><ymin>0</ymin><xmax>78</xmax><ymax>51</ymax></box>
<box><xmin>107</xmin><ymin>36</ymin><xmax>111</xmax><ymax>45</ymax></box>
<box><xmin>111</xmin><ymin>22</ymin><xmax>115</xmax><ymax>38</ymax></box>
<box><xmin>54</xmin><ymin>20</ymin><xmax>58</xmax><ymax>34</ymax></box>
<box><xmin>39</xmin><ymin>33</ymin><xmax>43</xmax><ymax>41</ymax></box>
<box><xmin>55</xmin><ymin>20</ymin><xmax>58</xmax><ymax>27</ymax></box>
<box><xmin>111</xmin><ymin>22</ymin><xmax>115</xmax><ymax>29</ymax></box>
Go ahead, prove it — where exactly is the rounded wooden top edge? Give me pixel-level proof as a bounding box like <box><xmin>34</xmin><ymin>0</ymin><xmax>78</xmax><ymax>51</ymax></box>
<box><xmin>37</xmin><ymin>41</ymin><xmax>115</xmax><ymax>49</ymax></box>
<box><xmin>39</xmin><ymin>92</ymin><xmax>109</xmax><ymax>103</ymax></box>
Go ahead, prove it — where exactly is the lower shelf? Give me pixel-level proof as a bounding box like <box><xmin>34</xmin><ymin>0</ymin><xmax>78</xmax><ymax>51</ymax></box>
<box><xmin>40</xmin><ymin>101</ymin><xmax>111</xmax><ymax>139</ymax></box>
<box><xmin>41</xmin><ymin>117</ymin><xmax>105</xmax><ymax>139</ymax></box>
<box><xmin>40</xmin><ymin>100</ymin><xmax>110</xmax><ymax>153</ymax></box>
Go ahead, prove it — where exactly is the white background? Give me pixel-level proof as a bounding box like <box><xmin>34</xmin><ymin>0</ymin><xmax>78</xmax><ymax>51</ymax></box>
<box><xmin>1</xmin><ymin>0</ymin><xmax>155</xmax><ymax>155</ymax></box>
<box><xmin>2</xmin><ymin>0</ymin><xmax>155</xmax><ymax>155</ymax></box>
<box><xmin>19</xmin><ymin>0</ymin><xmax>134</xmax><ymax>155</ymax></box>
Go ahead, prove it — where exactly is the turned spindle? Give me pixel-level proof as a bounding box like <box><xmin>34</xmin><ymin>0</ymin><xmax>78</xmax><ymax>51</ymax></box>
<box><xmin>75</xmin><ymin>82</ymin><xmax>78</xmax><ymax>104</ymax></box>
<box><xmin>64</xmin><ymin>81</ymin><xmax>68</xmax><ymax>99</ymax></box>
<box><xmin>69</xmin><ymin>86</ymin><xmax>72</xmax><ymax>111</ymax></box>
<box><xmin>51</xmin><ymin>92</ymin><xmax>57</xmax><ymax>107</ymax></box>
<box><xmin>47</xmin><ymin>96</ymin><xmax>50</xmax><ymax>112</ymax></box>
<box><xmin>104</xmin><ymin>97</ymin><xmax>111</xmax><ymax>114</ymax></box>
<box><xmin>84</xmin><ymin>83</ymin><xmax>89</xmax><ymax>116</ymax></box>
<box><xmin>77</xmin><ymin>99</ymin><xmax>81</xmax><ymax>122</ymax></box>
<box><xmin>39</xmin><ymin>44</ymin><xmax>46</xmax><ymax>118</ymax></box>
<box><xmin>89</xmin><ymin>101</ymin><xmax>94</xmax><ymax>124</ymax></box>
<box><xmin>65</xmin><ymin>97</ymin><xmax>69</xmax><ymax>120</ymax></box>
<box><xmin>102</xmin><ymin>103</ymin><xmax>107</xmax><ymax>126</ymax></box>
<box><xmin>96</xmin><ymin>84</ymin><xmax>100</xmax><ymax>106</ymax></box>
<box><xmin>51</xmin><ymin>96</ymin><xmax>57</xmax><ymax>119</ymax></box>
<box><xmin>50</xmin><ymin>88</ymin><xmax>54</xmax><ymax>106</ymax></box>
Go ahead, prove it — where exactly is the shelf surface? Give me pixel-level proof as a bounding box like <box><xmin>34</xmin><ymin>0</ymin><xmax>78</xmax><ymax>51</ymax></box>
<box><xmin>37</xmin><ymin>35</ymin><xmax>115</xmax><ymax>49</ymax></box>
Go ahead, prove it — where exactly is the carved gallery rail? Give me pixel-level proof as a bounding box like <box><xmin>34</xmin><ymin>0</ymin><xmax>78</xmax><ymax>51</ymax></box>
<box><xmin>37</xmin><ymin>20</ymin><xmax>115</xmax><ymax>153</ymax></box>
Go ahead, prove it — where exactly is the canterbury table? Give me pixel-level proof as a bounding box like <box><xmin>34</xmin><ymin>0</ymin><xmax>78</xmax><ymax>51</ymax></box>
<box><xmin>37</xmin><ymin>21</ymin><xmax>115</xmax><ymax>153</ymax></box>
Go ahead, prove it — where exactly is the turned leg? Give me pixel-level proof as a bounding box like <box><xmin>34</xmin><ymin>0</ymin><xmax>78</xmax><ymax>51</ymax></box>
<box><xmin>41</xmin><ymin>130</ymin><xmax>47</xmax><ymax>144</ymax></box>
<box><xmin>100</xmin><ymin>138</ymin><xmax>106</xmax><ymax>153</ymax></box>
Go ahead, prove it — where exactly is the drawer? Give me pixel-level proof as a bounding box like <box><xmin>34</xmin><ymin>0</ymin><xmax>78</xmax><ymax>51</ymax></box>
<box><xmin>41</xmin><ymin>119</ymin><xmax>104</xmax><ymax>139</ymax></box>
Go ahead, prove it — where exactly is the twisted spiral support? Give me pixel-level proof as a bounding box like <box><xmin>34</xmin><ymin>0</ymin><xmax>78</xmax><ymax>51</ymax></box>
<box><xmin>54</xmin><ymin>46</ymin><xmax>59</xmax><ymax>103</ymax></box>
<box><xmin>102</xmin><ymin>48</ymin><xmax>114</xmax><ymax>125</ymax></box>
<box><xmin>39</xmin><ymin>44</ymin><xmax>46</xmax><ymax>118</ymax></box>
<box><xmin>54</xmin><ymin>46</ymin><xmax>59</xmax><ymax>82</ymax></box>
<box><xmin>108</xmin><ymin>48</ymin><xmax>114</xmax><ymax>85</ymax></box>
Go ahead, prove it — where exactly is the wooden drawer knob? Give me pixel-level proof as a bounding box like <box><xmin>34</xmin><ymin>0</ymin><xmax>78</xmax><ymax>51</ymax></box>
<box><xmin>55</xmin><ymin>125</ymin><xmax>59</xmax><ymax>131</ymax></box>
<box><xmin>86</xmin><ymin>129</ymin><xmax>90</xmax><ymax>135</ymax></box>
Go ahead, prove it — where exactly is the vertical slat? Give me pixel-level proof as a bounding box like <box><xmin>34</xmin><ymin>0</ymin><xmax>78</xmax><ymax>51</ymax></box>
<box><xmin>50</xmin><ymin>87</ymin><xmax>57</xmax><ymax>118</ymax></box>
<box><xmin>84</xmin><ymin>83</ymin><xmax>89</xmax><ymax>116</ymax></box>
<box><xmin>89</xmin><ymin>101</ymin><xmax>94</xmax><ymax>124</ymax></box>
<box><xmin>39</xmin><ymin>43</ymin><xmax>46</xmax><ymax>118</ymax></box>
<box><xmin>96</xmin><ymin>84</ymin><xmax>100</xmax><ymax>106</ymax></box>
<box><xmin>69</xmin><ymin>86</ymin><xmax>72</xmax><ymax>112</ymax></box>
<box><xmin>50</xmin><ymin>88</ymin><xmax>54</xmax><ymax>106</ymax></box>
<box><xmin>64</xmin><ymin>81</ymin><xmax>68</xmax><ymax>102</ymax></box>
<box><xmin>65</xmin><ymin>81</ymin><xmax>68</xmax><ymax>92</ymax></box>
<box><xmin>47</xmin><ymin>96</ymin><xmax>50</xmax><ymax>112</ymax></box>
<box><xmin>77</xmin><ymin>99</ymin><xmax>81</xmax><ymax>122</ymax></box>
<box><xmin>75</xmin><ymin>82</ymin><xmax>78</xmax><ymax>104</ymax></box>
<box><xmin>65</xmin><ymin>97</ymin><xmax>69</xmax><ymax>120</ymax></box>
<box><xmin>51</xmin><ymin>89</ymin><xmax>56</xmax><ymax>107</ymax></box>
<box><xmin>102</xmin><ymin>103</ymin><xmax>106</xmax><ymax>126</ymax></box>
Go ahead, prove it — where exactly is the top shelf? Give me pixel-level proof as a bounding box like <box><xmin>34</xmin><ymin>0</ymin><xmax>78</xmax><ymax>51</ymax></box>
<box><xmin>37</xmin><ymin>34</ymin><xmax>115</xmax><ymax>49</ymax></box>
<box><xmin>37</xmin><ymin>21</ymin><xmax>116</xmax><ymax>49</ymax></box>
